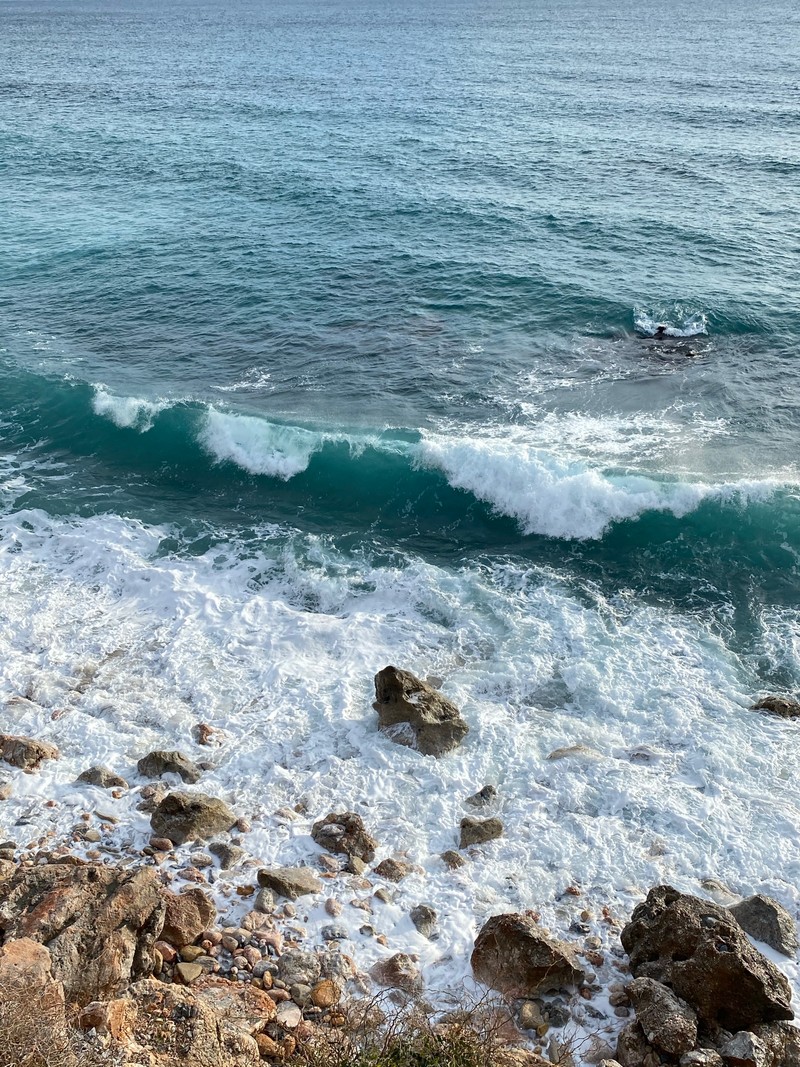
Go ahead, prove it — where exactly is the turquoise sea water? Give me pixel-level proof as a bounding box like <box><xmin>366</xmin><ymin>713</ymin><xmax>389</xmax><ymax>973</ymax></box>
<box><xmin>3</xmin><ymin>1</ymin><xmax>800</xmax><ymax>964</ymax></box>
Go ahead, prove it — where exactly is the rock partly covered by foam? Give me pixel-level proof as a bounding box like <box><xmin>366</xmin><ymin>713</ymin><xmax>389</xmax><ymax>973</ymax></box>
<box><xmin>751</xmin><ymin>696</ymin><xmax>800</xmax><ymax>718</ymax></box>
<box><xmin>151</xmin><ymin>791</ymin><xmax>237</xmax><ymax>845</ymax></box>
<box><xmin>138</xmin><ymin>749</ymin><xmax>204</xmax><ymax>784</ymax></box>
<box><xmin>370</xmin><ymin>952</ymin><xmax>424</xmax><ymax>994</ymax></box>
<box><xmin>373</xmin><ymin>666</ymin><xmax>469</xmax><ymax>756</ymax></box>
<box><xmin>77</xmin><ymin>765</ymin><xmax>128</xmax><ymax>789</ymax></box>
<box><xmin>311</xmin><ymin>811</ymin><xmax>378</xmax><ymax>863</ymax></box>
<box><xmin>729</xmin><ymin>894</ymin><xmax>798</xmax><ymax>957</ymax></box>
<box><xmin>0</xmin><ymin>734</ymin><xmax>59</xmax><ymax>772</ymax></box>
<box><xmin>621</xmin><ymin>885</ymin><xmax>793</xmax><ymax>1031</ymax></box>
<box><xmin>460</xmin><ymin>816</ymin><xmax>503</xmax><ymax>848</ymax></box>
<box><xmin>471</xmin><ymin>913</ymin><xmax>585</xmax><ymax>997</ymax></box>
<box><xmin>257</xmin><ymin>866</ymin><xmax>323</xmax><ymax>900</ymax></box>
<box><xmin>0</xmin><ymin>863</ymin><xmax>164</xmax><ymax>1005</ymax></box>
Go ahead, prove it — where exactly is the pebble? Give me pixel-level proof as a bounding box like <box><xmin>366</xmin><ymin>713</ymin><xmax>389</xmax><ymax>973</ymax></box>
<box><xmin>276</xmin><ymin>1002</ymin><xmax>302</xmax><ymax>1029</ymax></box>
<box><xmin>321</xmin><ymin>924</ymin><xmax>349</xmax><ymax>942</ymax></box>
<box><xmin>325</xmin><ymin>898</ymin><xmax>343</xmax><ymax>918</ymax></box>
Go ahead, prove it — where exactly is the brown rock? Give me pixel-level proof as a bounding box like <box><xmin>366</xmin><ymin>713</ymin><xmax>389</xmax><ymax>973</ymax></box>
<box><xmin>441</xmin><ymin>849</ymin><xmax>466</xmax><ymax>869</ymax></box>
<box><xmin>471</xmin><ymin>913</ymin><xmax>584</xmax><ymax>997</ymax></box>
<box><xmin>627</xmin><ymin>976</ymin><xmax>698</xmax><ymax>1055</ymax></box>
<box><xmin>459</xmin><ymin>816</ymin><xmax>503</xmax><ymax>848</ymax></box>
<box><xmin>751</xmin><ymin>696</ymin><xmax>800</xmax><ymax>718</ymax></box>
<box><xmin>311</xmin><ymin>979</ymin><xmax>339</xmax><ymax>1008</ymax></box>
<box><xmin>615</xmin><ymin>1021</ymin><xmax>656</xmax><ymax>1067</ymax></box>
<box><xmin>0</xmin><ymin>734</ymin><xmax>59</xmax><ymax>772</ymax></box>
<box><xmin>311</xmin><ymin>811</ymin><xmax>377</xmax><ymax>863</ymax></box>
<box><xmin>257</xmin><ymin>866</ymin><xmax>323</xmax><ymax>900</ymax></box>
<box><xmin>161</xmin><ymin>887</ymin><xmax>216</xmax><ymax>947</ymax></box>
<box><xmin>621</xmin><ymin>885</ymin><xmax>793</xmax><ymax>1031</ymax></box>
<box><xmin>77</xmin><ymin>765</ymin><xmax>129</xmax><ymax>789</ymax></box>
<box><xmin>0</xmin><ymin>938</ymin><xmax>74</xmax><ymax>1066</ymax></box>
<box><xmin>151</xmin><ymin>791</ymin><xmax>237</xmax><ymax>845</ymax></box>
<box><xmin>193</xmin><ymin>975</ymin><xmax>277</xmax><ymax>1033</ymax></box>
<box><xmin>0</xmin><ymin>862</ymin><xmax>165</xmax><ymax>1005</ymax></box>
<box><xmin>256</xmin><ymin>1033</ymin><xmax>282</xmax><ymax>1058</ymax></box>
<box><xmin>729</xmin><ymin>895</ymin><xmax>798</xmax><ymax>957</ymax></box>
<box><xmin>370</xmin><ymin>952</ymin><xmax>423</xmax><ymax>995</ymax></box>
<box><xmin>373</xmin><ymin>666</ymin><xmax>469</xmax><ymax>756</ymax></box>
<box><xmin>373</xmin><ymin>858</ymin><xmax>410</xmax><ymax>882</ymax></box>
<box><xmin>139</xmin><ymin>749</ymin><xmax>203</xmax><ymax>784</ymax></box>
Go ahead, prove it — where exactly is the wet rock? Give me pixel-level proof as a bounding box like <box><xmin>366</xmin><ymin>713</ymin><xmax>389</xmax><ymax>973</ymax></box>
<box><xmin>373</xmin><ymin>665</ymin><xmax>469</xmax><ymax>756</ymax></box>
<box><xmin>77</xmin><ymin>765</ymin><xmax>129</xmax><ymax>789</ymax></box>
<box><xmin>371</xmin><ymin>952</ymin><xmax>423</xmax><ymax>995</ymax></box>
<box><xmin>278</xmin><ymin>950</ymin><xmax>321</xmax><ymax>987</ymax></box>
<box><xmin>151</xmin><ymin>791</ymin><xmax>237</xmax><ymax>845</ymax></box>
<box><xmin>615</xmin><ymin>1021</ymin><xmax>657</xmax><ymax>1067</ymax></box>
<box><xmin>410</xmin><ymin>903</ymin><xmax>437</xmax><ymax>939</ymax></box>
<box><xmin>465</xmin><ymin>784</ymin><xmax>497</xmax><ymax>808</ymax></box>
<box><xmin>161</xmin><ymin>887</ymin><xmax>216</xmax><ymax>947</ymax></box>
<box><xmin>0</xmin><ymin>863</ymin><xmax>164</xmax><ymax>1005</ymax></box>
<box><xmin>441</xmin><ymin>849</ymin><xmax>466</xmax><ymax>869</ymax></box>
<box><xmin>751</xmin><ymin>696</ymin><xmax>800</xmax><ymax>719</ymax></box>
<box><xmin>373</xmin><ymin>858</ymin><xmax>410</xmax><ymax>882</ymax></box>
<box><xmin>471</xmin><ymin>913</ymin><xmax>584</xmax><ymax>997</ymax></box>
<box><xmin>621</xmin><ymin>885</ymin><xmax>793</xmax><ymax>1031</ymax></box>
<box><xmin>319</xmin><ymin>949</ymin><xmax>355</xmax><ymax>984</ymax></box>
<box><xmin>311</xmin><ymin>811</ymin><xmax>377</xmax><ymax>863</ymax></box>
<box><xmin>322</xmin><ymin>923</ymin><xmax>349</xmax><ymax>941</ymax></box>
<box><xmin>209</xmin><ymin>840</ymin><xmax>245</xmax><ymax>869</ymax></box>
<box><xmin>138</xmin><ymin>749</ymin><xmax>203</xmax><ymax>784</ymax></box>
<box><xmin>257</xmin><ymin>866</ymin><xmax>323</xmax><ymax>900</ymax></box>
<box><xmin>460</xmin><ymin>816</ymin><xmax>503</xmax><ymax>848</ymax></box>
<box><xmin>729</xmin><ymin>895</ymin><xmax>798</xmax><ymax>957</ymax></box>
<box><xmin>547</xmin><ymin>744</ymin><xmax>603</xmax><ymax>761</ymax></box>
<box><xmin>627</xmin><ymin>976</ymin><xmax>698</xmax><ymax>1055</ymax></box>
<box><xmin>0</xmin><ymin>735</ymin><xmax>59</xmax><ymax>772</ymax></box>
<box><xmin>254</xmin><ymin>887</ymin><xmax>275</xmax><ymax>914</ymax></box>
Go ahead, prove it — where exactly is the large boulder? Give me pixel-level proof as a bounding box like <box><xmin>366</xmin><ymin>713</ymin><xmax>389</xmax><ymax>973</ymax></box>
<box><xmin>95</xmin><ymin>978</ymin><xmax>261</xmax><ymax>1066</ymax></box>
<box><xmin>138</xmin><ymin>749</ymin><xmax>203</xmax><ymax>784</ymax></box>
<box><xmin>751</xmin><ymin>696</ymin><xmax>800</xmax><ymax>719</ymax></box>
<box><xmin>0</xmin><ymin>863</ymin><xmax>165</xmax><ymax>1005</ymax></box>
<box><xmin>151</xmin><ymin>791</ymin><xmax>237</xmax><ymax>845</ymax></box>
<box><xmin>627</xmin><ymin>976</ymin><xmax>698</xmax><ymax>1055</ymax></box>
<box><xmin>729</xmin><ymin>895</ymin><xmax>798</xmax><ymax>957</ymax></box>
<box><xmin>471</xmin><ymin>913</ymin><xmax>584</xmax><ymax>997</ymax></box>
<box><xmin>0</xmin><ymin>734</ymin><xmax>59</xmax><ymax>772</ymax></box>
<box><xmin>161</xmin><ymin>887</ymin><xmax>216</xmax><ymax>947</ymax></box>
<box><xmin>621</xmin><ymin>886</ymin><xmax>793</xmax><ymax>1031</ymax></box>
<box><xmin>0</xmin><ymin>938</ymin><xmax>75</xmax><ymax>1067</ymax></box>
<box><xmin>373</xmin><ymin>666</ymin><xmax>469</xmax><ymax>756</ymax></box>
<box><xmin>311</xmin><ymin>811</ymin><xmax>377</xmax><ymax>863</ymax></box>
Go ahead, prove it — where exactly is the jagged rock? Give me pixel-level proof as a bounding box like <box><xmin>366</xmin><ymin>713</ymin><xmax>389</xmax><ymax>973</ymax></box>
<box><xmin>138</xmin><ymin>749</ymin><xmax>203</xmax><ymax>784</ymax></box>
<box><xmin>371</xmin><ymin>952</ymin><xmax>423</xmax><ymax>995</ymax></box>
<box><xmin>720</xmin><ymin>1031</ymin><xmax>771</xmax><ymax>1067</ymax></box>
<box><xmin>751</xmin><ymin>696</ymin><xmax>800</xmax><ymax>718</ymax></box>
<box><xmin>311</xmin><ymin>811</ymin><xmax>377</xmax><ymax>863</ymax></box>
<box><xmin>278</xmin><ymin>950</ymin><xmax>321</xmax><ymax>987</ymax></box>
<box><xmin>441</xmin><ymin>849</ymin><xmax>466</xmax><ymax>869</ymax></box>
<box><xmin>257</xmin><ymin>866</ymin><xmax>323</xmax><ymax>900</ymax></box>
<box><xmin>680</xmin><ymin>1052</ymin><xmax>724</xmax><ymax>1067</ymax></box>
<box><xmin>151</xmin><ymin>791</ymin><xmax>237</xmax><ymax>845</ymax></box>
<box><xmin>615</xmin><ymin>1021</ymin><xmax>657</xmax><ymax>1067</ymax></box>
<box><xmin>750</xmin><ymin>1023</ymin><xmax>800</xmax><ymax>1067</ymax></box>
<box><xmin>161</xmin><ymin>887</ymin><xmax>216</xmax><ymax>947</ymax></box>
<box><xmin>0</xmin><ymin>938</ymin><xmax>75</xmax><ymax>1066</ymax></box>
<box><xmin>410</xmin><ymin>903</ymin><xmax>437</xmax><ymax>939</ymax></box>
<box><xmin>0</xmin><ymin>863</ymin><xmax>164</xmax><ymax>1005</ymax></box>
<box><xmin>471</xmin><ymin>913</ymin><xmax>584</xmax><ymax>997</ymax></box>
<box><xmin>319</xmin><ymin>949</ymin><xmax>355</xmax><ymax>984</ymax></box>
<box><xmin>193</xmin><ymin>975</ymin><xmax>276</xmax><ymax>1033</ymax></box>
<box><xmin>627</xmin><ymin>976</ymin><xmax>698</xmax><ymax>1055</ymax></box>
<box><xmin>0</xmin><ymin>734</ymin><xmax>59</xmax><ymax>772</ymax></box>
<box><xmin>465</xmin><ymin>784</ymin><xmax>497</xmax><ymax>808</ymax></box>
<box><xmin>729</xmin><ymin>895</ymin><xmax>798</xmax><ymax>957</ymax></box>
<box><xmin>100</xmin><ymin>977</ymin><xmax>261</xmax><ymax>1065</ymax></box>
<box><xmin>254</xmin><ymin>887</ymin><xmax>275</xmax><ymax>914</ymax></box>
<box><xmin>460</xmin><ymin>816</ymin><xmax>503</xmax><ymax>848</ymax></box>
<box><xmin>621</xmin><ymin>885</ymin><xmax>793</xmax><ymax>1031</ymax></box>
<box><xmin>77</xmin><ymin>765</ymin><xmax>129</xmax><ymax>789</ymax></box>
<box><xmin>373</xmin><ymin>858</ymin><xmax>410</xmax><ymax>882</ymax></box>
<box><xmin>373</xmin><ymin>666</ymin><xmax>469</xmax><ymax>756</ymax></box>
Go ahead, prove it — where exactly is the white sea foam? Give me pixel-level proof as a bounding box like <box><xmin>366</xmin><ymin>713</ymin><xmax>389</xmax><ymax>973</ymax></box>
<box><xmin>198</xmin><ymin>409</ymin><xmax>325</xmax><ymax>479</ymax></box>
<box><xmin>91</xmin><ymin>385</ymin><xmax>167</xmax><ymax>431</ymax></box>
<box><xmin>633</xmin><ymin>307</ymin><xmax>709</xmax><ymax>338</ymax></box>
<box><xmin>417</xmin><ymin>426</ymin><xmax>779</xmax><ymax>539</ymax></box>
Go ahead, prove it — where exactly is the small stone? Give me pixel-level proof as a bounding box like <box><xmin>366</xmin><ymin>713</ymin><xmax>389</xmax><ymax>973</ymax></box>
<box><xmin>311</xmin><ymin>979</ymin><xmax>338</xmax><ymax>1008</ymax></box>
<box><xmin>311</xmin><ymin>811</ymin><xmax>378</xmax><ymax>863</ymax></box>
<box><xmin>174</xmin><ymin>962</ymin><xmax>203</xmax><ymax>984</ymax></box>
<box><xmin>465</xmin><ymin>784</ymin><xmax>497</xmax><ymax>808</ymax></box>
<box><xmin>138</xmin><ymin>749</ymin><xmax>203</xmax><ymax>784</ymax></box>
<box><xmin>276</xmin><ymin>1001</ymin><xmax>302</xmax><ymax>1029</ymax></box>
<box><xmin>190</xmin><ymin>852</ymin><xmax>214</xmax><ymax>868</ymax></box>
<box><xmin>410</xmin><ymin>903</ymin><xmax>437</xmax><ymax>939</ymax></box>
<box><xmin>322</xmin><ymin>924</ymin><xmax>349</xmax><ymax>942</ymax></box>
<box><xmin>209</xmin><ymin>841</ymin><xmax>244</xmax><ymax>869</ymax></box>
<box><xmin>193</xmin><ymin>722</ymin><xmax>217</xmax><ymax>745</ymax></box>
<box><xmin>374</xmin><ymin>889</ymin><xmax>393</xmax><ymax>905</ymax></box>
<box><xmin>325</xmin><ymin>898</ymin><xmax>343</xmax><ymax>917</ymax></box>
<box><xmin>518</xmin><ymin>1001</ymin><xmax>546</xmax><ymax>1030</ymax></box>
<box><xmin>290</xmin><ymin>982</ymin><xmax>312</xmax><ymax>1006</ymax></box>
<box><xmin>720</xmin><ymin>1031</ymin><xmax>770</xmax><ymax>1067</ymax></box>
<box><xmin>180</xmin><ymin>945</ymin><xmax>206</xmax><ymax>962</ymax></box>
<box><xmin>77</xmin><ymin>765</ymin><xmax>128</xmax><ymax>789</ymax></box>
<box><xmin>257</xmin><ymin>866</ymin><xmax>323</xmax><ymax>900</ymax></box>
<box><xmin>441</xmin><ymin>849</ymin><xmax>466</xmax><ymax>869</ymax></box>
<box><xmin>256</xmin><ymin>1034</ymin><xmax>281</xmax><ymax>1058</ymax></box>
<box><xmin>149</xmin><ymin>836</ymin><xmax>174</xmax><ymax>852</ymax></box>
<box><xmin>253</xmin><ymin>888</ymin><xmax>275</xmax><ymax>914</ymax></box>
<box><xmin>729</xmin><ymin>895</ymin><xmax>798</xmax><ymax>957</ymax></box>
<box><xmin>373</xmin><ymin>858</ymin><xmax>410</xmax><ymax>882</ymax></box>
<box><xmin>370</xmin><ymin>953</ymin><xmax>423</xmax><ymax>995</ymax></box>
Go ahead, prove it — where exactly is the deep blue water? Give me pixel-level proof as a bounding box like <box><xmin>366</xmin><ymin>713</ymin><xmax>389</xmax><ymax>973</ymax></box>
<box><xmin>2</xmin><ymin>0</ymin><xmax>800</xmax><ymax>668</ymax></box>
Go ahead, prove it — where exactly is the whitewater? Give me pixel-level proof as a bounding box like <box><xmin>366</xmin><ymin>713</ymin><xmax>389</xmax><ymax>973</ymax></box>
<box><xmin>2</xmin><ymin>0</ymin><xmax>800</xmax><ymax>1056</ymax></box>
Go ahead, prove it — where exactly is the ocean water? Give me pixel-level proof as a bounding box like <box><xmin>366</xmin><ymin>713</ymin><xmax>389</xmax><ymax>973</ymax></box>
<box><xmin>2</xmin><ymin>0</ymin><xmax>800</xmax><ymax>1042</ymax></box>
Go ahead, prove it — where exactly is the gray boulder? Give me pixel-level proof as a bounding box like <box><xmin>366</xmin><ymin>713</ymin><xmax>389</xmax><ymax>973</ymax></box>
<box><xmin>373</xmin><ymin>666</ymin><xmax>468</xmax><ymax>757</ymax></box>
<box><xmin>729</xmin><ymin>895</ymin><xmax>798</xmax><ymax>957</ymax></box>
<box><xmin>138</xmin><ymin>750</ymin><xmax>203</xmax><ymax>784</ymax></box>
<box><xmin>77</xmin><ymin>765</ymin><xmax>129</xmax><ymax>789</ymax></box>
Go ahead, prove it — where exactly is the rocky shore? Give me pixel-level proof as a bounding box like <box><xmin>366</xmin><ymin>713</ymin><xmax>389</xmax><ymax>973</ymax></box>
<box><xmin>1</xmin><ymin>669</ymin><xmax>798</xmax><ymax>1066</ymax></box>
